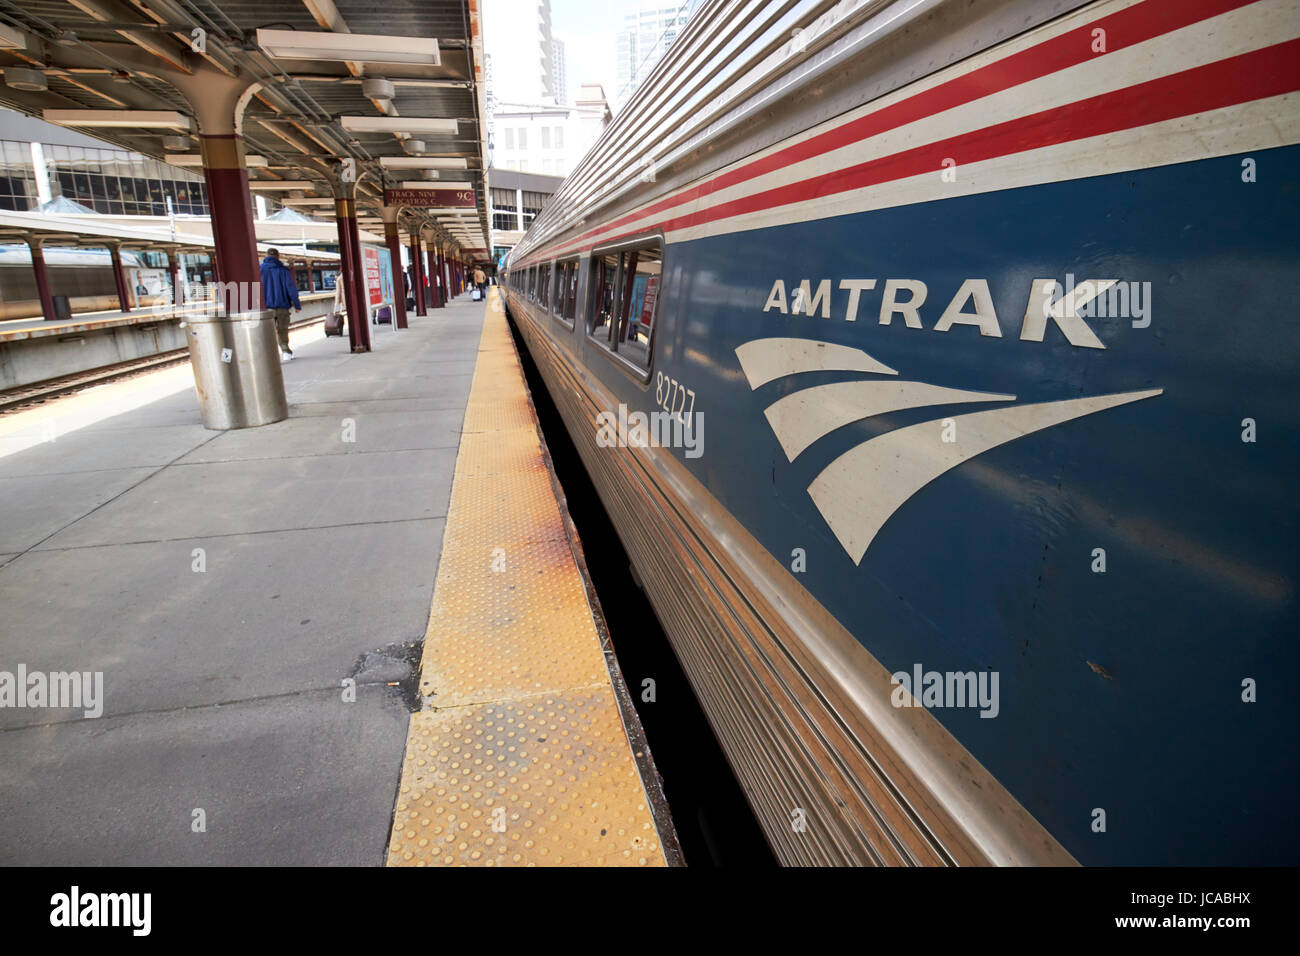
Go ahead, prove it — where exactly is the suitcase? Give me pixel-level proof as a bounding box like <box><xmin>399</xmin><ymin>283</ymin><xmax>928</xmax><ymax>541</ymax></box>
<box><xmin>374</xmin><ymin>304</ymin><xmax>393</xmax><ymax>325</ymax></box>
<box><xmin>472</xmin><ymin>287</ymin><xmax>482</xmax><ymax>301</ymax></box>
<box><xmin>324</xmin><ymin>311</ymin><xmax>345</xmax><ymax>336</ymax></box>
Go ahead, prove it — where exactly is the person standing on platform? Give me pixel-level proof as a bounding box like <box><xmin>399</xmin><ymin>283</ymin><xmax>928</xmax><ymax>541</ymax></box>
<box><xmin>473</xmin><ymin>266</ymin><xmax>488</xmax><ymax>299</ymax></box>
<box><xmin>260</xmin><ymin>248</ymin><xmax>301</xmax><ymax>362</ymax></box>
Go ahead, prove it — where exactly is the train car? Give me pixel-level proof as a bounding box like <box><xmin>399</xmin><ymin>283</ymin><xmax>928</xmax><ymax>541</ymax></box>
<box><xmin>500</xmin><ymin>0</ymin><xmax>1299</xmax><ymax>866</ymax></box>
<box><xmin>0</xmin><ymin>244</ymin><xmax>155</xmax><ymax>320</ymax></box>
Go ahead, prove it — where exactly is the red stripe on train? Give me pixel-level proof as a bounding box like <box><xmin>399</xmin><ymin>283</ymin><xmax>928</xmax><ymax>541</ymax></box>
<box><xmin>530</xmin><ymin>36</ymin><xmax>1299</xmax><ymax>262</ymax></box>
<box><xmin>522</xmin><ymin>0</ymin><xmax>1263</xmax><ymax>266</ymax></box>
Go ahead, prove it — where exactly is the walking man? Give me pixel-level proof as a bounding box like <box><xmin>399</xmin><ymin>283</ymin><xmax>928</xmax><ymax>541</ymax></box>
<box><xmin>473</xmin><ymin>266</ymin><xmax>488</xmax><ymax>299</ymax></box>
<box><xmin>260</xmin><ymin>248</ymin><xmax>301</xmax><ymax>362</ymax></box>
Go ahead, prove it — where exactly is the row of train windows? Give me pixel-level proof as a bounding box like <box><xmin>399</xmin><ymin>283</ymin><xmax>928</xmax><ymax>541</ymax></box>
<box><xmin>508</xmin><ymin>240</ymin><xmax>662</xmax><ymax>375</ymax></box>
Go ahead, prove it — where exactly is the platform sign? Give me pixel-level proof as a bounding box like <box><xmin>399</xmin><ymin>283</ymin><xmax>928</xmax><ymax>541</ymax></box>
<box><xmin>640</xmin><ymin>275</ymin><xmax>659</xmax><ymax>328</ymax></box>
<box><xmin>377</xmin><ymin>247</ymin><xmax>394</xmax><ymax>303</ymax></box>
<box><xmin>384</xmin><ymin>188</ymin><xmax>476</xmax><ymax>208</ymax></box>
<box><xmin>362</xmin><ymin>246</ymin><xmax>383</xmax><ymax>306</ymax></box>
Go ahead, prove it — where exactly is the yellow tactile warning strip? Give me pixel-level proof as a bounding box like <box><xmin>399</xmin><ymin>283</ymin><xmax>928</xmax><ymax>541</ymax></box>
<box><xmin>387</xmin><ymin>291</ymin><xmax>675</xmax><ymax>867</ymax></box>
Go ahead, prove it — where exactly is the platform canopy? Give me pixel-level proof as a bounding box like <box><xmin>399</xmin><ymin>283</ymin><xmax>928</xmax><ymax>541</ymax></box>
<box><xmin>0</xmin><ymin>0</ymin><xmax>490</xmax><ymax>260</ymax></box>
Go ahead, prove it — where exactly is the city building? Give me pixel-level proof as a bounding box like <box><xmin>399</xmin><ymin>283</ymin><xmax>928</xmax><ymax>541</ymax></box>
<box><xmin>553</xmin><ymin>35</ymin><xmax>568</xmax><ymax>106</ymax></box>
<box><xmin>0</xmin><ymin>108</ymin><xmax>209</xmax><ymax>216</ymax></box>
<box><xmin>488</xmin><ymin>167</ymin><xmax>564</xmax><ymax>266</ymax></box>
<box><xmin>482</xmin><ymin>0</ymin><xmax>559</xmax><ymax>105</ymax></box>
<box><xmin>491</xmin><ymin>83</ymin><xmax>611</xmax><ymax>178</ymax></box>
<box><xmin>614</xmin><ymin>0</ymin><xmax>702</xmax><ymax>109</ymax></box>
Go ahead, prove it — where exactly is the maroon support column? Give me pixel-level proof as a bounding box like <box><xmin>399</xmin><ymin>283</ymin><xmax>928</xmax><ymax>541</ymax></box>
<box><xmin>198</xmin><ymin>134</ymin><xmax>259</xmax><ymax>313</ymax></box>
<box><xmin>383</xmin><ymin>218</ymin><xmax>408</xmax><ymax>330</ymax></box>
<box><xmin>413</xmin><ymin>234</ymin><xmax>426</xmax><ymax>316</ymax></box>
<box><xmin>345</xmin><ymin>209</ymin><xmax>370</xmax><ymax>352</ymax></box>
<box><xmin>167</xmin><ymin>251</ymin><xmax>183</xmax><ymax>307</ymax></box>
<box><xmin>28</xmin><ymin>239</ymin><xmax>57</xmax><ymax>322</ymax></box>
<box><xmin>108</xmin><ymin>243</ymin><xmax>131</xmax><ymax>313</ymax></box>
<box><xmin>430</xmin><ymin>246</ymin><xmax>443</xmax><ymax>309</ymax></box>
<box><xmin>305</xmin><ymin>261</ymin><xmax>315</xmax><ymax>292</ymax></box>
<box><xmin>334</xmin><ymin>196</ymin><xmax>372</xmax><ymax>352</ymax></box>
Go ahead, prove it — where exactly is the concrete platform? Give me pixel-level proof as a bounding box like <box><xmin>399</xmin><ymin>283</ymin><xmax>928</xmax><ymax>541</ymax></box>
<box><xmin>0</xmin><ymin>293</ymin><xmax>483</xmax><ymax>865</ymax></box>
<box><xmin>0</xmin><ymin>289</ymin><xmax>676</xmax><ymax>866</ymax></box>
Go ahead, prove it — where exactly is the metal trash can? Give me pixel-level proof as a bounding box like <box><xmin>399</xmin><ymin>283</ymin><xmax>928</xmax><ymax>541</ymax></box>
<box><xmin>52</xmin><ymin>295</ymin><xmax>71</xmax><ymax>321</ymax></box>
<box><xmin>183</xmin><ymin>309</ymin><xmax>288</xmax><ymax>430</ymax></box>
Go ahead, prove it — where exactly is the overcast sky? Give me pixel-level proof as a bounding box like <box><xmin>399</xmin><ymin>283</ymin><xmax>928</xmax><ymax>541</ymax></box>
<box><xmin>550</xmin><ymin>0</ymin><xmax>624</xmax><ymax>106</ymax></box>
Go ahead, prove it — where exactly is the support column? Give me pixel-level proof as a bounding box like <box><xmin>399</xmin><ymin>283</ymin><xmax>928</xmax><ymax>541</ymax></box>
<box><xmin>381</xmin><ymin>207</ymin><xmax>408</xmax><ymax>329</ymax></box>
<box><xmin>198</xmin><ymin>134</ymin><xmax>259</xmax><ymax>313</ymax></box>
<box><xmin>429</xmin><ymin>240</ymin><xmax>444</xmax><ymax>309</ymax></box>
<box><xmin>334</xmin><ymin>194</ymin><xmax>372</xmax><ymax>352</ymax></box>
<box><xmin>107</xmin><ymin>242</ymin><xmax>131</xmax><ymax>313</ymax></box>
<box><xmin>28</xmin><ymin>239</ymin><xmax>57</xmax><ymax>322</ymax></box>
<box><xmin>305</xmin><ymin>261</ymin><xmax>315</xmax><ymax>292</ymax></box>
<box><xmin>411</xmin><ymin>233</ymin><xmax>425</xmax><ymax>316</ymax></box>
<box><xmin>423</xmin><ymin>238</ymin><xmax>435</xmax><ymax>309</ymax></box>
<box><xmin>167</xmin><ymin>250</ymin><xmax>183</xmax><ymax>307</ymax></box>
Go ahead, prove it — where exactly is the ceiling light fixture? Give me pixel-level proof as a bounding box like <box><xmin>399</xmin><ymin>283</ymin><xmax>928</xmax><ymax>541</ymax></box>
<box><xmin>256</xmin><ymin>30</ymin><xmax>441</xmax><ymax>66</ymax></box>
<box><xmin>340</xmin><ymin>116</ymin><xmax>459</xmax><ymax>135</ymax></box>
<box><xmin>44</xmin><ymin>109</ymin><xmax>192</xmax><ymax>130</ymax></box>
<box><xmin>378</xmin><ymin>156</ymin><xmax>468</xmax><ymax>169</ymax></box>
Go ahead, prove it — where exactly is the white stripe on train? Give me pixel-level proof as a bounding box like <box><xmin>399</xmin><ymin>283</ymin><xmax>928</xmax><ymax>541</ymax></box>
<box><xmin>517</xmin><ymin>0</ymin><xmax>1296</xmax><ymax>264</ymax></box>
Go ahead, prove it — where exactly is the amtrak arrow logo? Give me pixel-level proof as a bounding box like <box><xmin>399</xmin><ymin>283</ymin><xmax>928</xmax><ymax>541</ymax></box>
<box><xmin>735</xmin><ymin>337</ymin><xmax>1162</xmax><ymax>564</ymax></box>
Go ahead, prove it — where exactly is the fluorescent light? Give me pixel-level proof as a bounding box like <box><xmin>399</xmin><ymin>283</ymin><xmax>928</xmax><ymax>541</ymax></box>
<box><xmin>248</xmin><ymin>181</ymin><xmax>316</xmax><ymax>190</ymax></box>
<box><xmin>280</xmin><ymin>198</ymin><xmax>335</xmax><ymax>206</ymax></box>
<box><xmin>378</xmin><ymin>156</ymin><xmax>467</xmax><ymax>169</ymax></box>
<box><xmin>341</xmin><ymin>116</ymin><xmax>459</xmax><ymax>135</ymax></box>
<box><xmin>165</xmin><ymin>153</ymin><xmax>267</xmax><ymax>168</ymax></box>
<box><xmin>43</xmin><ymin>109</ymin><xmax>192</xmax><ymax>130</ymax></box>
<box><xmin>0</xmin><ymin>24</ymin><xmax>27</xmax><ymax>50</ymax></box>
<box><xmin>256</xmin><ymin>29</ymin><xmax>440</xmax><ymax>66</ymax></box>
<box><xmin>393</xmin><ymin>182</ymin><xmax>474</xmax><ymax>193</ymax></box>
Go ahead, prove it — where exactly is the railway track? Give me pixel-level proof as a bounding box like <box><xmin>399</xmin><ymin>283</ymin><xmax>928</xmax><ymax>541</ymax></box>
<box><xmin>0</xmin><ymin>314</ymin><xmax>326</xmax><ymax>415</ymax></box>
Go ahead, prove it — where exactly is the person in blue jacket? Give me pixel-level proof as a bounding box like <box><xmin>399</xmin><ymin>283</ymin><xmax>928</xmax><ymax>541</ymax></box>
<box><xmin>260</xmin><ymin>248</ymin><xmax>301</xmax><ymax>362</ymax></box>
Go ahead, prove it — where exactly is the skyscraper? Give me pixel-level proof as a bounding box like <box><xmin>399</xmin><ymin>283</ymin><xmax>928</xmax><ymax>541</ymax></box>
<box><xmin>483</xmin><ymin>0</ymin><xmax>557</xmax><ymax>104</ymax></box>
<box><xmin>614</xmin><ymin>0</ymin><xmax>701</xmax><ymax>109</ymax></box>
<box><xmin>553</xmin><ymin>36</ymin><xmax>568</xmax><ymax>106</ymax></box>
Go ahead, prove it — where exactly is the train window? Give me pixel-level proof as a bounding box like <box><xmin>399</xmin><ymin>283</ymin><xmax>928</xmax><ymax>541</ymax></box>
<box><xmin>538</xmin><ymin>262</ymin><xmax>552</xmax><ymax>309</ymax></box>
<box><xmin>587</xmin><ymin>252</ymin><xmax>619</xmax><ymax>344</ymax></box>
<box><xmin>586</xmin><ymin>240</ymin><xmax>661</xmax><ymax>373</ymax></box>
<box><xmin>556</xmin><ymin>259</ymin><xmax>579</xmax><ymax>326</ymax></box>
